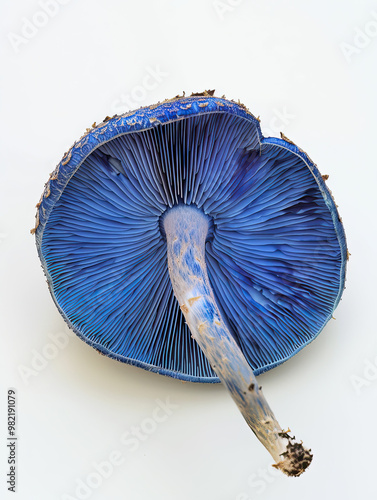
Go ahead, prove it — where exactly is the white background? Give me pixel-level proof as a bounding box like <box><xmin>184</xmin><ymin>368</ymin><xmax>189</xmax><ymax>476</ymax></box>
<box><xmin>1</xmin><ymin>1</ymin><xmax>376</xmax><ymax>499</ymax></box>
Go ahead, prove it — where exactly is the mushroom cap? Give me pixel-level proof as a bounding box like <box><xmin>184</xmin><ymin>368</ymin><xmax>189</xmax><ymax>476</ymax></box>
<box><xmin>34</xmin><ymin>94</ymin><xmax>347</xmax><ymax>383</ymax></box>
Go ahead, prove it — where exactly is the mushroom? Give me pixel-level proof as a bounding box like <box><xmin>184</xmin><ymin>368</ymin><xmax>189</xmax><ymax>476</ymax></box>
<box><xmin>33</xmin><ymin>93</ymin><xmax>347</xmax><ymax>476</ymax></box>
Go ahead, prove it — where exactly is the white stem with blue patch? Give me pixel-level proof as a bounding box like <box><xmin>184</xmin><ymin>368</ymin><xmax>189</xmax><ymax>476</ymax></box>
<box><xmin>164</xmin><ymin>205</ymin><xmax>312</xmax><ymax>476</ymax></box>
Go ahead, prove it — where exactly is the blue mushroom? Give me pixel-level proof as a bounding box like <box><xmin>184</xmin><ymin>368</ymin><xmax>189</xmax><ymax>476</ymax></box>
<box><xmin>33</xmin><ymin>92</ymin><xmax>347</xmax><ymax>476</ymax></box>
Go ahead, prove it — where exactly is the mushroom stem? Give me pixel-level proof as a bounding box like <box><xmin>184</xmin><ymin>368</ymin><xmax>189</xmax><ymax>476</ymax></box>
<box><xmin>163</xmin><ymin>205</ymin><xmax>312</xmax><ymax>476</ymax></box>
